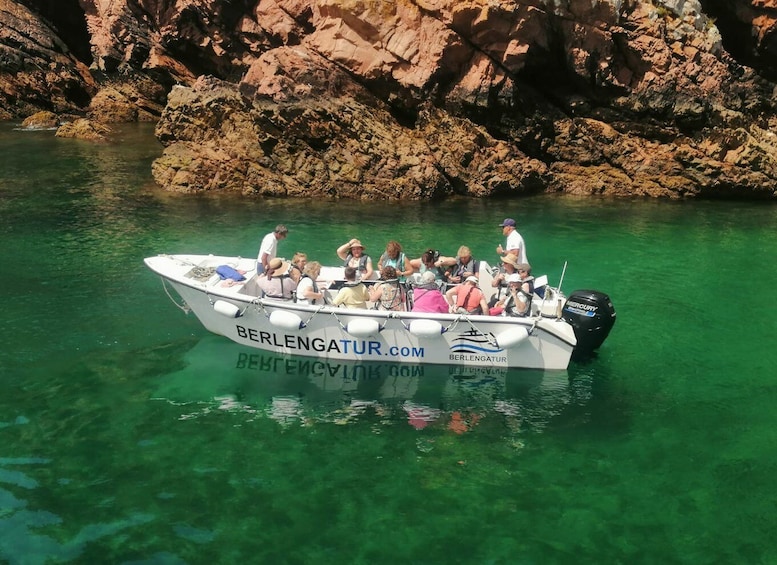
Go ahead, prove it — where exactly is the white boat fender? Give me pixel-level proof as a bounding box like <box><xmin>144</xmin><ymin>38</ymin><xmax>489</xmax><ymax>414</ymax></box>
<box><xmin>269</xmin><ymin>309</ymin><xmax>304</xmax><ymax>331</ymax></box>
<box><xmin>345</xmin><ymin>318</ymin><xmax>382</xmax><ymax>338</ymax></box>
<box><xmin>495</xmin><ymin>327</ymin><xmax>529</xmax><ymax>349</ymax></box>
<box><xmin>213</xmin><ymin>300</ymin><xmax>241</xmax><ymax>318</ymax></box>
<box><xmin>408</xmin><ymin>319</ymin><xmax>444</xmax><ymax>339</ymax></box>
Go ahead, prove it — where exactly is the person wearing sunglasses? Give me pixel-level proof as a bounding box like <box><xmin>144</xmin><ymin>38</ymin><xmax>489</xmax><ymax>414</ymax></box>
<box><xmin>503</xmin><ymin>263</ymin><xmax>534</xmax><ymax>317</ymax></box>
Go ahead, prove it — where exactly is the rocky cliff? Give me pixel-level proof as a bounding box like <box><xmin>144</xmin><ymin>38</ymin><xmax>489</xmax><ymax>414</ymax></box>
<box><xmin>3</xmin><ymin>0</ymin><xmax>777</xmax><ymax>199</ymax></box>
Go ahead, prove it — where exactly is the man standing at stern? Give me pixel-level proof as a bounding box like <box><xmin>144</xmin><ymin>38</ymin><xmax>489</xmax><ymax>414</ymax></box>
<box><xmin>496</xmin><ymin>218</ymin><xmax>528</xmax><ymax>265</ymax></box>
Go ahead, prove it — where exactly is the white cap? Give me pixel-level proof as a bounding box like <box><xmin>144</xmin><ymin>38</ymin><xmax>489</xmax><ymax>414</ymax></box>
<box><xmin>507</xmin><ymin>273</ymin><xmax>522</xmax><ymax>284</ymax></box>
<box><xmin>465</xmin><ymin>276</ymin><xmax>478</xmax><ymax>284</ymax></box>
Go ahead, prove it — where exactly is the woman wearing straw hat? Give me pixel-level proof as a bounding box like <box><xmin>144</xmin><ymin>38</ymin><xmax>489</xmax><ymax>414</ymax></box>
<box><xmin>257</xmin><ymin>258</ymin><xmax>297</xmax><ymax>300</ymax></box>
<box><xmin>503</xmin><ymin>264</ymin><xmax>534</xmax><ymax>317</ymax></box>
<box><xmin>336</xmin><ymin>238</ymin><xmax>374</xmax><ymax>281</ymax></box>
<box><xmin>489</xmin><ymin>254</ymin><xmax>519</xmax><ymax>307</ymax></box>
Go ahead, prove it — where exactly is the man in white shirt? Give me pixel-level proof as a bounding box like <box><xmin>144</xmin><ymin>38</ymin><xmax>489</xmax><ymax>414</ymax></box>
<box><xmin>495</xmin><ymin>218</ymin><xmax>528</xmax><ymax>264</ymax></box>
<box><xmin>256</xmin><ymin>224</ymin><xmax>288</xmax><ymax>274</ymax></box>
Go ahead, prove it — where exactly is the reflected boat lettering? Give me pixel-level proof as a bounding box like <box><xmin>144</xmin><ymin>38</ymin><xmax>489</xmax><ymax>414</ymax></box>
<box><xmin>152</xmin><ymin>337</ymin><xmax>592</xmax><ymax>433</ymax></box>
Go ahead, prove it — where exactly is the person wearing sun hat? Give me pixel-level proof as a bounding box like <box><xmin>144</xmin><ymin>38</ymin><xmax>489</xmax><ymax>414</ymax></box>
<box><xmin>489</xmin><ymin>253</ymin><xmax>519</xmax><ymax>307</ymax></box>
<box><xmin>502</xmin><ymin>263</ymin><xmax>534</xmax><ymax>317</ymax></box>
<box><xmin>336</xmin><ymin>238</ymin><xmax>374</xmax><ymax>281</ymax></box>
<box><xmin>496</xmin><ymin>218</ymin><xmax>528</xmax><ymax>265</ymax></box>
<box><xmin>257</xmin><ymin>257</ymin><xmax>297</xmax><ymax>299</ymax></box>
<box><xmin>411</xmin><ymin>270</ymin><xmax>449</xmax><ymax>313</ymax></box>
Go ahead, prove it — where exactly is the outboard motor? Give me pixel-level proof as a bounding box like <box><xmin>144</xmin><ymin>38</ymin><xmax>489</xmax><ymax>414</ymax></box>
<box><xmin>562</xmin><ymin>290</ymin><xmax>616</xmax><ymax>355</ymax></box>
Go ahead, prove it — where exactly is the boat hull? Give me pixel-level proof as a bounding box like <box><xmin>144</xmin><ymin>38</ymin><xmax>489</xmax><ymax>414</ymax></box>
<box><xmin>146</xmin><ymin>255</ymin><xmax>577</xmax><ymax>370</ymax></box>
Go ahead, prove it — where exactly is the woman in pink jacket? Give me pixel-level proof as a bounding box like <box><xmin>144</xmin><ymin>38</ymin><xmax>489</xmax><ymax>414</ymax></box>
<box><xmin>411</xmin><ymin>271</ymin><xmax>449</xmax><ymax>313</ymax></box>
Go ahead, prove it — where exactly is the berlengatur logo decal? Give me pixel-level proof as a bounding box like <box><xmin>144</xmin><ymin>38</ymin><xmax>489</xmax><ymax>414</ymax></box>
<box><xmin>449</xmin><ymin>329</ymin><xmax>503</xmax><ymax>355</ymax></box>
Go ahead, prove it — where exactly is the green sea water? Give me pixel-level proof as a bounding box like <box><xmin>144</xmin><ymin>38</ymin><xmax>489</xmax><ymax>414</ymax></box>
<box><xmin>2</xmin><ymin>122</ymin><xmax>777</xmax><ymax>564</ymax></box>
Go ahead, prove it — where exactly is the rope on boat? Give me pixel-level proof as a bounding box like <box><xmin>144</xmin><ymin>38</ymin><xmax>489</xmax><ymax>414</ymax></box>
<box><xmin>251</xmin><ymin>299</ymin><xmax>325</xmax><ymax>329</ymax></box>
<box><xmin>330</xmin><ymin>310</ymin><xmax>347</xmax><ymax>331</ymax></box>
<box><xmin>159</xmin><ymin>253</ymin><xmax>246</xmax><ymax>267</ymax></box>
<box><xmin>460</xmin><ymin>314</ymin><xmax>500</xmax><ymax>347</ymax></box>
<box><xmin>330</xmin><ymin>309</ymin><xmax>389</xmax><ymax>333</ymax></box>
<box><xmin>204</xmin><ymin>291</ymin><xmax>254</xmax><ymax>318</ymax></box>
<box><xmin>300</xmin><ymin>305</ymin><xmax>327</xmax><ymax>327</ymax></box>
<box><xmin>329</xmin><ymin>310</ymin><xmax>360</xmax><ymax>331</ymax></box>
<box><xmin>448</xmin><ymin>313</ymin><xmax>534</xmax><ymax>347</ymax></box>
<box><xmin>161</xmin><ymin>277</ymin><xmax>190</xmax><ymax>314</ymax></box>
<box><xmin>396</xmin><ymin>312</ymin><xmax>456</xmax><ymax>335</ymax></box>
<box><xmin>254</xmin><ymin>299</ymin><xmax>272</xmax><ymax>320</ymax></box>
<box><xmin>159</xmin><ymin>253</ymin><xmax>199</xmax><ymax>266</ymax></box>
<box><xmin>160</xmin><ymin>254</ymin><xmax>249</xmax><ymax>284</ymax></box>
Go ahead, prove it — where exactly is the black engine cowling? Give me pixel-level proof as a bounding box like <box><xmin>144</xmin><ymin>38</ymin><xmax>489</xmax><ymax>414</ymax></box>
<box><xmin>562</xmin><ymin>290</ymin><xmax>616</xmax><ymax>354</ymax></box>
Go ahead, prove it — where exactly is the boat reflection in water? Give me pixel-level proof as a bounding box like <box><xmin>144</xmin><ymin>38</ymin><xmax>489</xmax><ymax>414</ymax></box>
<box><xmin>153</xmin><ymin>337</ymin><xmax>593</xmax><ymax>434</ymax></box>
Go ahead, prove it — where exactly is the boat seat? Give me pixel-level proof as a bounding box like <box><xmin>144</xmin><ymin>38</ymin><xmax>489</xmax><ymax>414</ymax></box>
<box><xmin>238</xmin><ymin>275</ymin><xmax>261</xmax><ymax>297</ymax></box>
<box><xmin>533</xmin><ymin>275</ymin><xmax>548</xmax><ymax>299</ymax></box>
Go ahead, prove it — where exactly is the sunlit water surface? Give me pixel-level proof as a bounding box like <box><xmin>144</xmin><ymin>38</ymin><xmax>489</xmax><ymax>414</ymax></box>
<box><xmin>1</xmin><ymin>123</ymin><xmax>777</xmax><ymax>564</ymax></box>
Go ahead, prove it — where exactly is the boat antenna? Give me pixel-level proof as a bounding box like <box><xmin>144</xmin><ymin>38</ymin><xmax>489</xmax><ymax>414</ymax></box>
<box><xmin>557</xmin><ymin>261</ymin><xmax>568</xmax><ymax>295</ymax></box>
<box><xmin>551</xmin><ymin>261</ymin><xmax>569</xmax><ymax>320</ymax></box>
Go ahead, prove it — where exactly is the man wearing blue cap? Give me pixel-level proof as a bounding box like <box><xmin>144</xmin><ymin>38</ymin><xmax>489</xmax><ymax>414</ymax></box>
<box><xmin>496</xmin><ymin>218</ymin><xmax>528</xmax><ymax>264</ymax></box>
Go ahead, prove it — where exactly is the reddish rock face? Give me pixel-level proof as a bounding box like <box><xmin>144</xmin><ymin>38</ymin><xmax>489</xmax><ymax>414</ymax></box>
<box><xmin>3</xmin><ymin>0</ymin><xmax>777</xmax><ymax>198</ymax></box>
<box><xmin>151</xmin><ymin>74</ymin><xmax>547</xmax><ymax>198</ymax></box>
<box><xmin>0</xmin><ymin>0</ymin><xmax>96</xmax><ymax>116</ymax></box>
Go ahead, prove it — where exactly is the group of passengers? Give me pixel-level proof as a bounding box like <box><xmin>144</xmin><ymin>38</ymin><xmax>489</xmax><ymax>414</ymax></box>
<box><xmin>254</xmin><ymin>218</ymin><xmax>535</xmax><ymax>317</ymax></box>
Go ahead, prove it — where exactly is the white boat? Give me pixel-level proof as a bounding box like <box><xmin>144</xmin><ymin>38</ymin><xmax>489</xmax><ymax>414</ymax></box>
<box><xmin>144</xmin><ymin>254</ymin><xmax>616</xmax><ymax>370</ymax></box>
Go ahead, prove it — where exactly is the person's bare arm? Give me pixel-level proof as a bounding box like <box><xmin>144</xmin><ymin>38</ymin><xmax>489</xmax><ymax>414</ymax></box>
<box><xmin>363</xmin><ymin>257</ymin><xmax>374</xmax><ymax>280</ymax></box>
<box><xmin>337</xmin><ymin>239</ymin><xmax>358</xmax><ymax>261</ymax></box>
<box><xmin>368</xmin><ymin>283</ymin><xmax>383</xmax><ymax>302</ymax></box>
<box><xmin>401</xmin><ymin>256</ymin><xmax>414</xmax><ymax>278</ymax></box>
